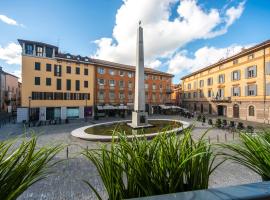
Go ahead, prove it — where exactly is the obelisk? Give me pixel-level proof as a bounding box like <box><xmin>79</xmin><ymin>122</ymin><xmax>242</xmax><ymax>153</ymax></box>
<box><xmin>130</xmin><ymin>21</ymin><xmax>149</xmax><ymax>128</ymax></box>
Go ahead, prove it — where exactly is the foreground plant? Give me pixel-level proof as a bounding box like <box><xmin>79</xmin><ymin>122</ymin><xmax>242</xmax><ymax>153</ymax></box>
<box><xmin>221</xmin><ymin>130</ymin><xmax>270</xmax><ymax>181</ymax></box>
<box><xmin>0</xmin><ymin>136</ymin><xmax>63</xmax><ymax>200</ymax></box>
<box><xmin>83</xmin><ymin>128</ymin><xmax>221</xmax><ymax>200</ymax></box>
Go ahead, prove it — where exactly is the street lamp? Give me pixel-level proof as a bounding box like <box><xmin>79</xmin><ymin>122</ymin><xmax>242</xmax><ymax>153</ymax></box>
<box><xmin>85</xmin><ymin>94</ymin><xmax>88</xmax><ymax>122</ymax></box>
<box><xmin>28</xmin><ymin>96</ymin><xmax>32</xmax><ymax>127</ymax></box>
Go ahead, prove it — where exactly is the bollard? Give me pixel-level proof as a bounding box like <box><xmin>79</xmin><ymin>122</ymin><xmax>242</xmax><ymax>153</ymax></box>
<box><xmin>66</xmin><ymin>146</ymin><xmax>69</xmax><ymax>159</ymax></box>
<box><xmin>217</xmin><ymin>135</ymin><xmax>219</xmax><ymax>143</ymax></box>
<box><xmin>225</xmin><ymin>133</ymin><xmax>227</xmax><ymax>142</ymax></box>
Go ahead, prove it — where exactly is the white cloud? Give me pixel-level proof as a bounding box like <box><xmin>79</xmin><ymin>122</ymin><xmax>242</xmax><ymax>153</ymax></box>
<box><xmin>93</xmin><ymin>0</ymin><xmax>245</xmax><ymax>69</ymax></box>
<box><xmin>0</xmin><ymin>14</ymin><xmax>23</xmax><ymax>27</ymax></box>
<box><xmin>168</xmin><ymin>44</ymin><xmax>252</xmax><ymax>75</ymax></box>
<box><xmin>0</xmin><ymin>43</ymin><xmax>21</xmax><ymax>65</ymax></box>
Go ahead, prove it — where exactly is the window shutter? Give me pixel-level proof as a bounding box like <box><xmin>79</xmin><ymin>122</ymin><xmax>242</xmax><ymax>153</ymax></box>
<box><xmin>245</xmin><ymin>68</ymin><xmax>248</xmax><ymax>79</ymax></box>
<box><xmin>245</xmin><ymin>86</ymin><xmax>248</xmax><ymax>96</ymax></box>
<box><xmin>231</xmin><ymin>72</ymin><xmax>233</xmax><ymax>81</ymax></box>
<box><xmin>254</xmin><ymin>85</ymin><xmax>257</xmax><ymax>96</ymax></box>
<box><xmin>254</xmin><ymin>65</ymin><xmax>257</xmax><ymax>77</ymax></box>
<box><xmin>266</xmin><ymin>83</ymin><xmax>270</xmax><ymax>96</ymax></box>
<box><xmin>238</xmin><ymin>87</ymin><xmax>241</xmax><ymax>96</ymax></box>
<box><xmin>266</xmin><ymin>62</ymin><xmax>270</xmax><ymax>75</ymax></box>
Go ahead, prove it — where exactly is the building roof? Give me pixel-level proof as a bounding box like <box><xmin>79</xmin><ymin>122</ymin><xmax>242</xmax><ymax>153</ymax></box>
<box><xmin>17</xmin><ymin>39</ymin><xmax>58</xmax><ymax>50</ymax></box>
<box><xmin>181</xmin><ymin>39</ymin><xmax>270</xmax><ymax>80</ymax></box>
<box><xmin>0</xmin><ymin>67</ymin><xmax>19</xmax><ymax>79</ymax></box>
<box><xmin>18</xmin><ymin>39</ymin><xmax>174</xmax><ymax>77</ymax></box>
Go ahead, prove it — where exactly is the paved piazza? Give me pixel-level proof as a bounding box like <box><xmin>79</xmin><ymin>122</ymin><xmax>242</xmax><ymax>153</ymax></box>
<box><xmin>0</xmin><ymin>115</ymin><xmax>261</xmax><ymax>200</ymax></box>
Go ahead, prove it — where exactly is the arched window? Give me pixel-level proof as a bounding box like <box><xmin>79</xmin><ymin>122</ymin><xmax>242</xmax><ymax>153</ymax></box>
<box><xmin>249</xmin><ymin>105</ymin><xmax>255</xmax><ymax>116</ymax></box>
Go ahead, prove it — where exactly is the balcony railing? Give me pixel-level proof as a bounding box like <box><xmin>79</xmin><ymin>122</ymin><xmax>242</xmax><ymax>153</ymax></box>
<box><xmin>211</xmin><ymin>96</ymin><xmax>231</xmax><ymax>103</ymax></box>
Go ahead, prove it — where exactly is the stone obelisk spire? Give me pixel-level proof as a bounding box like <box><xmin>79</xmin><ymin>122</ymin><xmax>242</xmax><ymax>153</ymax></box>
<box><xmin>130</xmin><ymin>21</ymin><xmax>150</xmax><ymax>128</ymax></box>
<box><xmin>134</xmin><ymin>21</ymin><xmax>145</xmax><ymax>112</ymax></box>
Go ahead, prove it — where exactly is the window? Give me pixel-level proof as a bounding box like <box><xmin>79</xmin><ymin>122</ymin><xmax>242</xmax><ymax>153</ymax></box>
<box><xmin>159</xmin><ymin>84</ymin><xmax>162</xmax><ymax>89</ymax></box>
<box><xmin>207</xmin><ymin>78</ymin><xmax>213</xmax><ymax>86</ymax></box>
<box><xmin>249</xmin><ymin>105</ymin><xmax>255</xmax><ymax>116</ymax></box>
<box><xmin>109</xmin><ymin>69</ymin><xmax>115</xmax><ymax>75</ymax></box>
<box><xmin>152</xmin><ymin>83</ymin><xmax>156</xmax><ymax>90</ymax></box>
<box><xmin>25</xmin><ymin>44</ymin><xmax>33</xmax><ymax>55</ymax></box>
<box><xmin>36</xmin><ymin>46</ymin><xmax>43</xmax><ymax>56</ymax></box>
<box><xmin>193</xmin><ymin>92</ymin><xmax>197</xmax><ymax>98</ymax></box>
<box><xmin>248</xmin><ymin>54</ymin><xmax>254</xmax><ymax>60</ymax></box>
<box><xmin>247</xmin><ymin>84</ymin><xmax>257</xmax><ymax>96</ymax></box>
<box><xmin>232</xmin><ymin>70</ymin><xmax>240</xmax><ymax>81</ymax></box>
<box><xmin>66</xmin><ymin>66</ymin><xmax>71</xmax><ymax>74</ymax></box>
<box><xmin>188</xmin><ymin>83</ymin><xmax>191</xmax><ymax>90</ymax></box>
<box><xmin>54</xmin><ymin>65</ymin><xmax>62</xmax><ymax>77</ymax></box>
<box><xmin>98</xmin><ymin>79</ymin><xmax>105</xmax><ymax>85</ymax></box>
<box><xmin>34</xmin><ymin>77</ymin><xmax>40</xmax><ymax>85</ymax></box>
<box><xmin>98</xmin><ymin>67</ymin><xmax>105</xmax><ymax>74</ymax></box>
<box><xmin>128</xmin><ymin>81</ymin><xmax>132</xmax><ymax>88</ymax></box>
<box><xmin>46</xmin><ymin>78</ymin><xmax>51</xmax><ymax>86</ymax></box>
<box><xmin>84</xmin><ymin>68</ymin><xmax>88</xmax><ymax>75</ymax></box>
<box><xmin>233</xmin><ymin>59</ymin><xmax>238</xmax><ymax>65</ymax></box>
<box><xmin>217</xmin><ymin>88</ymin><xmax>224</xmax><ymax>98</ymax></box>
<box><xmin>232</xmin><ymin>87</ymin><xmax>240</xmax><ymax>96</ymax></box>
<box><xmin>199</xmin><ymin>90</ymin><xmax>204</xmax><ymax>98</ymax></box>
<box><xmin>128</xmin><ymin>92</ymin><xmax>133</xmax><ymax>99</ymax></box>
<box><xmin>119</xmin><ymin>71</ymin><xmax>125</xmax><ymax>76</ymax></box>
<box><xmin>208</xmin><ymin>89</ymin><xmax>212</xmax><ymax>98</ymax></box>
<box><xmin>98</xmin><ymin>91</ymin><xmax>104</xmax><ymax>99</ymax></box>
<box><xmin>246</xmin><ymin>66</ymin><xmax>257</xmax><ymax>78</ymax></box>
<box><xmin>144</xmin><ymin>74</ymin><xmax>148</xmax><ymax>80</ymax></box>
<box><xmin>119</xmin><ymin>80</ymin><xmax>124</xmax><ymax>87</ymax></box>
<box><xmin>109</xmin><ymin>80</ymin><xmax>115</xmax><ymax>87</ymax></box>
<box><xmin>66</xmin><ymin>79</ymin><xmax>71</xmax><ymax>90</ymax></box>
<box><xmin>199</xmin><ymin>80</ymin><xmax>204</xmax><ymax>87</ymax></box>
<box><xmin>45</xmin><ymin>47</ymin><xmax>53</xmax><ymax>58</ymax></box>
<box><xmin>76</xmin><ymin>67</ymin><xmax>80</xmax><ymax>75</ymax></box>
<box><xmin>84</xmin><ymin>81</ymin><xmax>88</xmax><ymax>88</ymax></box>
<box><xmin>128</xmin><ymin>72</ymin><xmax>133</xmax><ymax>78</ymax></box>
<box><xmin>188</xmin><ymin>93</ymin><xmax>191</xmax><ymax>99</ymax></box>
<box><xmin>145</xmin><ymin>83</ymin><xmax>149</xmax><ymax>89</ymax></box>
<box><xmin>109</xmin><ymin>92</ymin><xmax>115</xmax><ymax>99</ymax></box>
<box><xmin>218</xmin><ymin>74</ymin><xmax>225</xmax><ymax>84</ymax></box>
<box><xmin>76</xmin><ymin>80</ymin><xmax>80</xmax><ymax>91</ymax></box>
<box><xmin>46</xmin><ymin>64</ymin><xmax>51</xmax><ymax>72</ymax></box>
<box><xmin>35</xmin><ymin>62</ymin><xmax>41</xmax><ymax>70</ymax></box>
<box><xmin>56</xmin><ymin>79</ymin><xmax>61</xmax><ymax>90</ymax></box>
<box><xmin>119</xmin><ymin>92</ymin><xmax>125</xmax><ymax>99</ymax></box>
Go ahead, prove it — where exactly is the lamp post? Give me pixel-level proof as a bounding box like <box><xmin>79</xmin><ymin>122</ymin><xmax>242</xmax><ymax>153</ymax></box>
<box><xmin>28</xmin><ymin>96</ymin><xmax>32</xmax><ymax>127</ymax></box>
<box><xmin>85</xmin><ymin>94</ymin><xmax>87</xmax><ymax>122</ymax></box>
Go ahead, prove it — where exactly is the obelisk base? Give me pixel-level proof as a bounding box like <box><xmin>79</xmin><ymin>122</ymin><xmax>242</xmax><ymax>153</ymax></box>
<box><xmin>127</xmin><ymin>111</ymin><xmax>152</xmax><ymax>129</ymax></box>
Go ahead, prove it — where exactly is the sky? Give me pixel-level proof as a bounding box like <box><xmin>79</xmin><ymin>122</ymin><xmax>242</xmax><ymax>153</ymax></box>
<box><xmin>0</xmin><ymin>0</ymin><xmax>270</xmax><ymax>83</ymax></box>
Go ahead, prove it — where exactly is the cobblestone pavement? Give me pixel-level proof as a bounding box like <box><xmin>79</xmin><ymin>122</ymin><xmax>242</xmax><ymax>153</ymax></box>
<box><xmin>0</xmin><ymin>115</ymin><xmax>261</xmax><ymax>200</ymax></box>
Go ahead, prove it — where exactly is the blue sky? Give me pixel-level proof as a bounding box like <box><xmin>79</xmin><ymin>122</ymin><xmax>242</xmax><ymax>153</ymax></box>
<box><xmin>0</xmin><ymin>0</ymin><xmax>270</xmax><ymax>83</ymax></box>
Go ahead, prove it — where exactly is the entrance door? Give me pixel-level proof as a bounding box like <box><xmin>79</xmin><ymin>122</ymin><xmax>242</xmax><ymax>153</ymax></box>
<box><xmin>233</xmin><ymin>104</ymin><xmax>239</xmax><ymax>118</ymax></box>
<box><xmin>200</xmin><ymin>104</ymin><xmax>204</xmax><ymax>113</ymax></box>
<box><xmin>217</xmin><ymin>105</ymin><xmax>223</xmax><ymax>116</ymax></box>
<box><xmin>209</xmin><ymin>104</ymin><xmax>212</xmax><ymax>114</ymax></box>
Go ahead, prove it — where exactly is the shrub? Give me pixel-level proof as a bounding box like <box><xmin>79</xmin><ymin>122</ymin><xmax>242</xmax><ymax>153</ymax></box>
<box><xmin>208</xmin><ymin>119</ymin><xmax>213</xmax><ymax>125</ymax></box>
<box><xmin>0</xmin><ymin>136</ymin><xmax>63</xmax><ymax>200</ymax></box>
<box><xmin>222</xmin><ymin>119</ymin><xmax>227</xmax><ymax>127</ymax></box>
<box><xmin>246</xmin><ymin>125</ymin><xmax>254</xmax><ymax>133</ymax></box>
<box><xmin>229</xmin><ymin>121</ymin><xmax>235</xmax><ymax>128</ymax></box>
<box><xmin>83</xmin><ymin>129</ymin><xmax>222</xmax><ymax>200</ymax></box>
<box><xmin>221</xmin><ymin>130</ymin><xmax>270</xmax><ymax>181</ymax></box>
<box><xmin>237</xmin><ymin>122</ymin><xmax>244</xmax><ymax>130</ymax></box>
<box><xmin>202</xmin><ymin>115</ymin><xmax>206</xmax><ymax>123</ymax></box>
<box><xmin>215</xmin><ymin>119</ymin><xmax>222</xmax><ymax>128</ymax></box>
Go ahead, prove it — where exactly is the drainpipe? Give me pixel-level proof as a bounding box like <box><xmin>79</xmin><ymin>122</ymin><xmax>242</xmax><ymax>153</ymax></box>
<box><xmin>263</xmin><ymin>48</ymin><xmax>266</xmax><ymax>124</ymax></box>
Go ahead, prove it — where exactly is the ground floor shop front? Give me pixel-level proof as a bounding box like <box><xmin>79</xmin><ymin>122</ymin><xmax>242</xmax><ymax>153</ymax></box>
<box><xmin>182</xmin><ymin>100</ymin><xmax>270</xmax><ymax>123</ymax></box>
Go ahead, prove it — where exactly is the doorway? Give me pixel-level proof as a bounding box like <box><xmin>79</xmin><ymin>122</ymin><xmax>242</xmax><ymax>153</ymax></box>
<box><xmin>217</xmin><ymin>105</ymin><xmax>227</xmax><ymax>116</ymax></box>
<box><xmin>233</xmin><ymin>104</ymin><xmax>240</xmax><ymax>118</ymax></box>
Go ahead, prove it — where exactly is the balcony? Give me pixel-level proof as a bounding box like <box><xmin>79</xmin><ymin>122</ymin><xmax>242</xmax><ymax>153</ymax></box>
<box><xmin>211</xmin><ymin>96</ymin><xmax>231</xmax><ymax>103</ymax></box>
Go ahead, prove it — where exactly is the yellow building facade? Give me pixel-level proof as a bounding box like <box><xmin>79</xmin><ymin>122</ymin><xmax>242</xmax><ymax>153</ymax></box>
<box><xmin>19</xmin><ymin>39</ymin><xmax>94</xmax><ymax>121</ymax></box>
<box><xmin>181</xmin><ymin>40</ymin><xmax>270</xmax><ymax>123</ymax></box>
